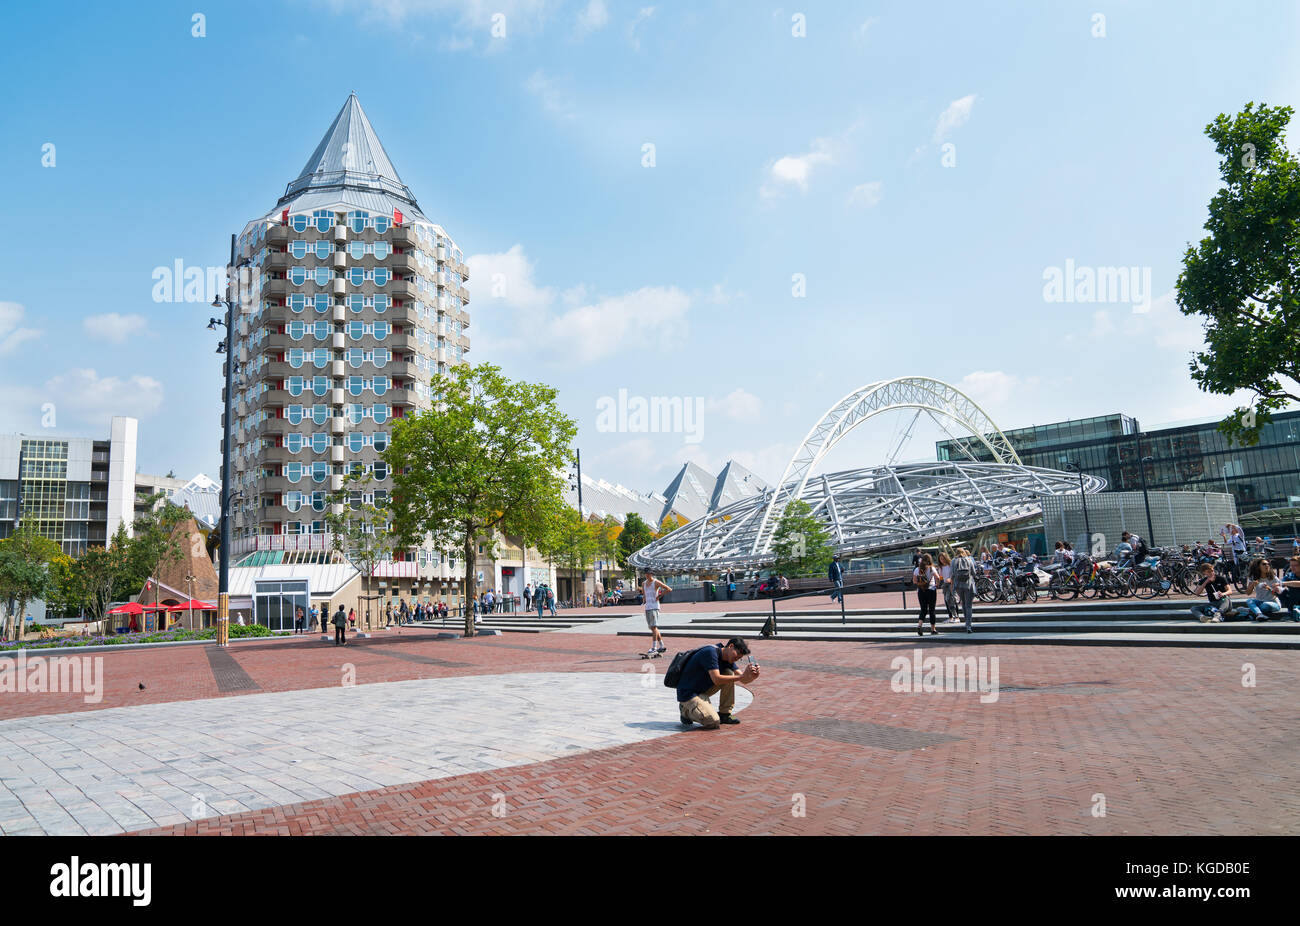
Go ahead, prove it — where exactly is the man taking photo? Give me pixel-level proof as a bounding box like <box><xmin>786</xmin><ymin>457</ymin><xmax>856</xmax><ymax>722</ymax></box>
<box><xmin>677</xmin><ymin>637</ymin><xmax>760</xmax><ymax>728</ymax></box>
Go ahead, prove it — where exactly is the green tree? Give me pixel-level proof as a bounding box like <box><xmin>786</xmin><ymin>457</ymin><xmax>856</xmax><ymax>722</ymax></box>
<box><xmin>0</xmin><ymin>526</ymin><xmax>63</xmax><ymax>640</ymax></box>
<box><xmin>617</xmin><ymin>512</ymin><xmax>654</xmax><ymax>573</ymax></box>
<box><xmin>386</xmin><ymin>364</ymin><xmax>577</xmax><ymax>635</ymax></box>
<box><xmin>657</xmin><ymin>514</ymin><xmax>681</xmax><ymax>537</ymax></box>
<box><xmin>771</xmin><ymin>499</ymin><xmax>834</xmax><ymax>576</ymax></box>
<box><xmin>126</xmin><ymin>498</ymin><xmax>190</xmax><ymax>611</ymax></box>
<box><xmin>1177</xmin><ymin>102</ymin><xmax>1300</xmax><ymax>444</ymax></box>
<box><xmin>326</xmin><ymin>472</ymin><xmax>399</xmax><ymax>631</ymax></box>
<box><xmin>74</xmin><ymin>543</ymin><xmax>130</xmax><ymax>624</ymax></box>
<box><xmin>536</xmin><ymin>507</ymin><xmax>597</xmax><ymax>604</ymax></box>
<box><xmin>595</xmin><ymin>515</ymin><xmax>621</xmax><ymax>575</ymax></box>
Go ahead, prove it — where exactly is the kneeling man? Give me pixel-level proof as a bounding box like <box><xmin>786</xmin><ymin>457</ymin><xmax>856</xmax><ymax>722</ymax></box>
<box><xmin>677</xmin><ymin>637</ymin><xmax>760</xmax><ymax>728</ymax></box>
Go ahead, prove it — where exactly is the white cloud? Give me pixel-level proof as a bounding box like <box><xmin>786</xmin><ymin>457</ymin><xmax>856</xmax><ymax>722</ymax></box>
<box><xmin>1147</xmin><ymin>290</ymin><xmax>1208</xmax><ymax>353</ymax></box>
<box><xmin>42</xmin><ymin>369</ymin><xmax>165</xmax><ymax>425</ymax></box>
<box><xmin>467</xmin><ymin>245</ymin><xmax>555</xmax><ymax>312</ymax></box>
<box><xmin>0</xmin><ymin>301</ymin><xmax>42</xmax><ymax>355</ymax></box>
<box><xmin>523</xmin><ymin>69</ymin><xmax>576</xmax><ymax>120</ymax></box>
<box><xmin>957</xmin><ymin>370</ymin><xmax>1030</xmax><ymax>409</ymax></box>
<box><xmin>627</xmin><ymin>6</ymin><xmax>655</xmax><ymax>50</ymax></box>
<box><xmin>707</xmin><ymin>388</ymin><xmax>762</xmax><ymax>421</ymax></box>
<box><xmin>467</xmin><ymin>244</ymin><xmax>693</xmax><ymax>364</ymax></box>
<box><xmin>933</xmin><ymin>94</ymin><xmax>977</xmax><ymax>144</ymax></box>
<box><xmin>550</xmin><ymin>286</ymin><xmax>690</xmax><ymax>363</ymax></box>
<box><xmin>1091</xmin><ymin>309</ymin><xmax>1114</xmax><ymax>338</ymax></box>
<box><xmin>83</xmin><ymin>312</ymin><xmax>147</xmax><ymax>344</ymax></box>
<box><xmin>0</xmin><ymin>366</ymin><xmax>166</xmax><ymax>431</ymax></box>
<box><xmin>762</xmin><ymin>137</ymin><xmax>836</xmax><ymax>198</ymax></box>
<box><xmin>847</xmin><ymin>181</ymin><xmax>883</xmax><ymax>208</ymax></box>
<box><xmin>852</xmin><ymin>17</ymin><xmax>876</xmax><ymax>43</ymax></box>
<box><xmin>322</xmin><ymin>0</ymin><xmax>546</xmax><ymax>30</ymax></box>
<box><xmin>574</xmin><ymin>0</ymin><xmax>608</xmax><ymax>37</ymax></box>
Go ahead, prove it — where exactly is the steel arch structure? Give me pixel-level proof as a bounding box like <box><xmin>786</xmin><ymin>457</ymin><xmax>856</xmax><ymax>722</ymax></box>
<box><xmin>628</xmin><ymin>461</ymin><xmax>1107</xmax><ymax>572</ymax></box>
<box><xmin>748</xmin><ymin>377</ymin><xmax>1021</xmax><ymax>559</ymax></box>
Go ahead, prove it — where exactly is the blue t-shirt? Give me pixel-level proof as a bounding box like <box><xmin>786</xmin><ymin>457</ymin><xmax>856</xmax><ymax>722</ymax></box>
<box><xmin>676</xmin><ymin>644</ymin><xmax>735</xmax><ymax>702</ymax></box>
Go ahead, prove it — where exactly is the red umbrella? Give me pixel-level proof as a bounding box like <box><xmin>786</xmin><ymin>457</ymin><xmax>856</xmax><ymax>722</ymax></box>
<box><xmin>107</xmin><ymin>602</ymin><xmax>144</xmax><ymax>615</ymax></box>
<box><xmin>167</xmin><ymin>600</ymin><xmax>216</xmax><ymax>611</ymax></box>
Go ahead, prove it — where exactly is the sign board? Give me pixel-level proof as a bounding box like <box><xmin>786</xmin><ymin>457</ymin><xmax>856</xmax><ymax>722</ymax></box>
<box><xmin>501</xmin><ymin>567</ymin><xmax>515</xmax><ymax>576</ymax></box>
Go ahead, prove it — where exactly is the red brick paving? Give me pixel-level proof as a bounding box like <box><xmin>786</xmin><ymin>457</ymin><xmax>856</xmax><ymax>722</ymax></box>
<box><xmin>4</xmin><ymin>629</ymin><xmax>1277</xmax><ymax>835</ymax></box>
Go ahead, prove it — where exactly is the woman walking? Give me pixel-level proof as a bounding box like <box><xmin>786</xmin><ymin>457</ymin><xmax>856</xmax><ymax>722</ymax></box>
<box><xmin>913</xmin><ymin>553</ymin><xmax>941</xmax><ymax>635</ymax></box>
<box><xmin>950</xmin><ymin>547</ymin><xmax>978</xmax><ymax>633</ymax></box>
<box><xmin>938</xmin><ymin>551</ymin><xmax>957</xmax><ymax>622</ymax></box>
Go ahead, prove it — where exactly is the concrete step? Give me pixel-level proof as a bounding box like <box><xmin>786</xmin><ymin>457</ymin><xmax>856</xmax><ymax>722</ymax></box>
<box><xmin>663</xmin><ymin>618</ymin><xmax>1300</xmax><ymax>635</ymax></box>
<box><xmin>698</xmin><ymin>608</ymin><xmax>1264</xmax><ymax>624</ymax></box>
<box><xmin>618</xmin><ymin>628</ymin><xmax>1300</xmax><ymax>649</ymax></box>
<box><xmin>725</xmin><ymin>599</ymin><xmax>1204</xmax><ymax>618</ymax></box>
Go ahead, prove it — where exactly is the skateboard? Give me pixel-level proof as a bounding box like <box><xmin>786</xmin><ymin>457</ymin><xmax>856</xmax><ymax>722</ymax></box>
<box><xmin>640</xmin><ymin>649</ymin><xmax>664</xmax><ymax>659</ymax></box>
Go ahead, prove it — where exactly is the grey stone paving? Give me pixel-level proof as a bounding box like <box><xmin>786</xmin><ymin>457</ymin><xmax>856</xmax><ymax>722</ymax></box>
<box><xmin>0</xmin><ymin>672</ymin><xmax>750</xmax><ymax>836</ymax></box>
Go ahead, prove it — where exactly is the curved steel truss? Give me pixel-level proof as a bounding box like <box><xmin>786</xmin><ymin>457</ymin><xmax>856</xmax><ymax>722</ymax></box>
<box><xmin>748</xmin><ymin>377</ymin><xmax>1021</xmax><ymax>558</ymax></box>
<box><xmin>629</xmin><ymin>461</ymin><xmax>1106</xmax><ymax>572</ymax></box>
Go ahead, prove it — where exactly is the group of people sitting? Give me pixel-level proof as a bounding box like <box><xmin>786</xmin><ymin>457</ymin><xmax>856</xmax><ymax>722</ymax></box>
<box><xmin>1191</xmin><ymin>556</ymin><xmax>1300</xmax><ymax>623</ymax></box>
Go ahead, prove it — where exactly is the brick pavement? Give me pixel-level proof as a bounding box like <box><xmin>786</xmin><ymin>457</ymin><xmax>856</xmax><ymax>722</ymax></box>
<box><xmin>2</xmin><ymin>630</ymin><xmax>1297</xmax><ymax>835</ymax></box>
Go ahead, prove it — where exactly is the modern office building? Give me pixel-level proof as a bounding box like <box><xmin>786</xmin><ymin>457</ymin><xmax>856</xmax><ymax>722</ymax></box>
<box><xmin>0</xmin><ymin>417</ymin><xmax>138</xmax><ymax>555</ymax></box>
<box><xmin>937</xmin><ymin>410</ymin><xmax>1300</xmax><ymax>521</ymax></box>
<box><xmin>222</xmin><ymin>93</ymin><xmax>471</xmax><ymax>617</ymax></box>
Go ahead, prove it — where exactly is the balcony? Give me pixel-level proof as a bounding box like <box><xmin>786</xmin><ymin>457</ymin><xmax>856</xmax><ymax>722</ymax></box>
<box><xmin>259</xmin><ymin>446</ymin><xmax>299</xmax><ymax>465</ymax></box>
<box><xmin>390</xmin><ymin>253</ymin><xmax>413</xmax><ymax>273</ymax></box>
<box><xmin>254</xmin><ymin>418</ymin><xmax>291</xmax><ymax>438</ymax></box>
<box><xmin>390</xmin><ymin>279</ymin><xmax>417</xmax><ymax>299</ymax></box>
<box><xmin>264</xmin><ymin>277</ymin><xmax>290</xmax><ymax>296</ymax></box>
<box><xmin>259</xmin><ymin>361</ymin><xmax>293</xmax><ymax>380</ymax></box>
<box><xmin>258</xmin><ymin>505</ymin><xmax>292</xmax><ymax>522</ymax></box>
<box><xmin>267</xmin><ymin>225</ymin><xmax>289</xmax><ymax>246</ymax></box>
<box><xmin>267</xmin><ymin>251</ymin><xmax>290</xmax><ymax>270</ymax></box>
<box><xmin>392</xmin><ymin>225</ymin><xmax>415</xmax><ymax>249</ymax></box>
<box><xmin>388</xmin><ymin>388</ymin><xmax>414</xmax><ymax>407</ymax></box>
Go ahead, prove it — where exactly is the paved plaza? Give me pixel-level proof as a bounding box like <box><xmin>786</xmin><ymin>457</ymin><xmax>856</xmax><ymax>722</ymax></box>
<box><xmin>1</xmin><ymin>628</ymin><xmax>1297</xmax><ymax>835</ymax></box>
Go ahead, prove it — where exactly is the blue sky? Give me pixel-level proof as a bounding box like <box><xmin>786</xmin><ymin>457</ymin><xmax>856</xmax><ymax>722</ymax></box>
<box><xmin>2</xmin><ymin>0</ymin><xmax>1298</xmax><ymax>494</ymax></box>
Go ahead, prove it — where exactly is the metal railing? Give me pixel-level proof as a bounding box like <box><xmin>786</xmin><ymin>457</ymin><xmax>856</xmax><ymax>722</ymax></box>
<box><xmin>756</xmin><ymin>574</ymin><xmax>913</xmax><ymax>634</ymax></box>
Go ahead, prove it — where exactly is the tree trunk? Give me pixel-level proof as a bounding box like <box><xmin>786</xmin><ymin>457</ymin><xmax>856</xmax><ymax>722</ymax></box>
<box><xmin>463</xmin><ymin>529</ymin><xmax>476</xmax><ymax>637</ymax></box>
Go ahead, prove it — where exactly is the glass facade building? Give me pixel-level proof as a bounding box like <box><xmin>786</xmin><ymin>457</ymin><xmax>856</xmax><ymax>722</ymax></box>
<box><xmin>937</xmin><ymin>410</ymin><xmax>1300</xmax><ymax>517</ymax></box>
<box><xmin>0</xmin><ymin>418</ymin><xmax>138</xmax><ymax>555</ymax></box>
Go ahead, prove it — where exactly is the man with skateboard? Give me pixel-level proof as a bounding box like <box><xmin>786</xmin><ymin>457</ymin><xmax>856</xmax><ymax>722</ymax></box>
<box><xmin>641</xmin><ymin>568</ymin><xmax>672</xmax><ymax>658</ymax></box>
<box><xmin>676</xmin><ymin>638</ymin><xmax>759</xmax><ymax>728</ymax></box>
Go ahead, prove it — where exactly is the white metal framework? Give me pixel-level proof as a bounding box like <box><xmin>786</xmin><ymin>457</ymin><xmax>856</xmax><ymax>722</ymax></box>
<box><xmin>629</xmin><ymin>462</ymin><xmax>1106</xmax><ymax>571</ymax></box>
<box><xmin>629</xmin><ymin>377</ymin><xmax>1103</xmax><ymax>571</ymax></box>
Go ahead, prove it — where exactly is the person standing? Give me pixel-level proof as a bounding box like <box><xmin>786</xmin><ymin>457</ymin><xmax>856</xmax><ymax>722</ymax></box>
<box><xmin>332</xmin><ymin>604</ymin><xmax>348</xmax><ymax>646</ymax></box>
<box><xmin>547</xmin><ymin>585</ymin><xmax>557</xmax><ymax>616</ymax></box>
<box><xmin>828</xmin><ymin>554</ymin><xmax>844</xmax><ymax>603</ymax></box>
<box><xmin>523</xmin><ymin>583</ymin><xmax>533</xmax><ymax>611</ymax></box>
<box><xmin>938</xmin><ymin>551</ymin><xmax>956</xmax><ymax>622</ymax></box>
<box><xmin>913</xmin><ymin>553</ymin><xmax>940</xmax><ymax>636</ymax></box>
<box><xmin>309</xmin><ymin>605</ymin><xmax>319</xmax><ymax>633</ymax></box>
<box><xmin>535</xmin><ymin>584</ymin><xmax>546</xmax><ymax>618</ymax></box>
<box><xmin>641</xmin><ymin>568</ymin><xmax>672</xmax><ymax>656</ymax></box>
<box><xmin>950</xmin><ymin>547</ymin><xmax>978</xmax><ymax>633</ymax></box>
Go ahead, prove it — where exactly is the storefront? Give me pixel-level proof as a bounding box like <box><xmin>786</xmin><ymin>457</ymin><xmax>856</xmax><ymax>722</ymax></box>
<box><xmin>253</xmin><ymin>578</ymin><xmax>310</xmax><ymax>632</ymax></box>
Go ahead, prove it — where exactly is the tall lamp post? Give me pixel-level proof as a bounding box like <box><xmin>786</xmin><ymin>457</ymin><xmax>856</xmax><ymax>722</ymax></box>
<box><xmin>1063</xmin><ymin>461</ymin><xmax>1091</xmax><ymax>549</ymax></box>
<box><xmin>568</xmin><ymin>449</ymin><xmax>584</xmax><ymax>605</ymax></box>
<box><xmin>1139</xmin><ymin>455</ymin><xmax>1157</xmax><ymax>547</ymax></box>
<box><xmin>210</xmin><ymin>234</ymin><xmax>250</xmax><ymax>647</ymax></box>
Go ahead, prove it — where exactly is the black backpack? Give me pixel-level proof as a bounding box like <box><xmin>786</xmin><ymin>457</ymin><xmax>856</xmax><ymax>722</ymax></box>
<box><xmin>663</xmin><ymin>647</ymin><xmax>701</xmax><ymax>688</ymax></box>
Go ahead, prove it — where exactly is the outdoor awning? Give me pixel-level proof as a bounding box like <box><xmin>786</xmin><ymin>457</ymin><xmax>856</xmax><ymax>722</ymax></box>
<box><xmin>167</xmin><ymin>600</ymin><xmax>217</xmax><ymax>611</ymax></box>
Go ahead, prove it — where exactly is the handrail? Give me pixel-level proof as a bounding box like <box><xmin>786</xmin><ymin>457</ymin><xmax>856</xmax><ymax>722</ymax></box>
<box><xmin>756</xmin><ymin>574</ymin><xmax>913</xmax><ymax>632</ymax></box>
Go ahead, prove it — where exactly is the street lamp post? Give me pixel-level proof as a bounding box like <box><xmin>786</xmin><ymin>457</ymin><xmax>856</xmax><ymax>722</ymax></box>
<box><xmin>210</xmin><ymin>234</ymin><xmax>250</xmax><ymax>647</ymax></box>
<box><xmin>1140</xmin><ymin>455</ymin><xmax>1157</xmax><ymax>547</ymax></box>
<box><xmin>1064</xmin><ymin>461</ymin><xmax>1091</xmax><ymax>550</ymax></box>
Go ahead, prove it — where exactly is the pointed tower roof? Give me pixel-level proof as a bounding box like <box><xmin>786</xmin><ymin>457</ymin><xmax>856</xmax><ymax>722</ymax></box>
<box><xmin>276</xmin><ymin>93</ymin><xmax>422</xmax><ymax>213</ymax></box>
